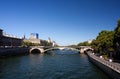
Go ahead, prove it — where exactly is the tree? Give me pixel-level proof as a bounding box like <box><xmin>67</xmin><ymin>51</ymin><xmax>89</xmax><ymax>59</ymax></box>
<box><xmin>22</xmin><ymin>41</ymin><xmax>32</xmax><ymax>47</ymax></box>
<box><xmin>91</xmin><ymin>30</ymin><xmax>114</xmax><ymax>55</ymax></box>
<box><xmin>113</xmin><ymin>19</ymin><xmax>120</xmax><ymax>59</ymax></box>
<box><xmin>89</xmin><ymin>19</ymin><xmax>120</xmax><ymax>60</ymax></box>
<box><xmin>114</xmin><ymin>19</ymin><xmax>120</xmax><ymax>49</ymax></box>
<box><xmin>22</xmin><ymin>41</ymin><xmax>40</xmax><ymax>47</ymax></box>
<box><xmin>77</xmin><ymin>41</ymin><xmax>90</xmax><ymax>46</ymax></box>
<box><xmin>43</xmin><ymin>41</ymin><xmax>52</xmax><ymax>46</ymax></box>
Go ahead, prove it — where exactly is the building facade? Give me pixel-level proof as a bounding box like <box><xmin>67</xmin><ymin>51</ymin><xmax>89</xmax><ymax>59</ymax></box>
<box><xmin>0</xmin><ymin>29</ymin><xmax>22</xmax><ymax>47</ymax></box>
<box><xmin>23</xmin><ymin>34</ymin><xmax>55</xmax><ymax>46</ymax></box>
<box><xmin>0</xmin><ymin>29</ymin><xmax>57</xmax><ymax>47</ymax></box>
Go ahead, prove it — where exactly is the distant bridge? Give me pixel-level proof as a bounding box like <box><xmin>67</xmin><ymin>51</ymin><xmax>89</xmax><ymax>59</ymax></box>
<box><xmin>29</xmin><ymin>46</ymin><xmax>93</xmax><ymax>54</ymax></box>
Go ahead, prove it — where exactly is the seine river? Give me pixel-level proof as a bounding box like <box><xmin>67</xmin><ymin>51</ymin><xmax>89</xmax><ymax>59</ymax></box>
<box><xmin>0</xmin><ymin>50</ymin><xmax>110</xmax><ymax>79</ymax></box>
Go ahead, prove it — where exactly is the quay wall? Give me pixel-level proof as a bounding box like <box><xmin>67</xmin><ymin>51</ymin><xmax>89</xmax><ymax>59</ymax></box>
<box><xmin>86</xmin><ymin>52</ymin><xmax>120</xmax><ymax>79</ymax></box>
<box><xmin>0</xmin><ymin>47</ymin><xmax>29</xmax><ymax>57</ymax></box>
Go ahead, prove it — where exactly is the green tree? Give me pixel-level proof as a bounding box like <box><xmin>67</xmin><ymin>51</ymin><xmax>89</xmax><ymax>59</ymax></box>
<box><xmin>22</xmin><ymin>41</ymin><xmax>32</xmax><ymax>47</ymax></box>
<box><xmin>77</xmin><ymin>41</ymin><xmax>90</xmax><ymax>46</ymax></box>
<box><xmin>91</xmin><ymin>30</ymin><xmax>114</xmax><ymax>55</ymax></box>
<box><xmin>89</xmin><ymin>19</ymin><xmax>120</xmax><ymax>60</ymax></box>
<box><xmin>43</xmin><ymin>41</ymin><xmax>52</xmax><ymax>46</ymax></box>
<box><xmin>113</xmin><ymin>19</ymin><xmax>120</xmax><ymax>59</ymax></box>
<box><xmin>22</xmin><ymin>41</ymin><xmax>40</xmax><ymax>47</ymax></box>
<box><xmin>114</xmin><ymin>19</ymin><xmax>120</xmax><ymax>48</ymax></box>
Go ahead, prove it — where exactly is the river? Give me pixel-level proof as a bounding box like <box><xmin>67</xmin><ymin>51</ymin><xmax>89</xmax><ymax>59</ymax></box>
<box><xmin>0</xmin><ymin>49</ymin><xmax>110</xmax><ymax>79</ymax></box>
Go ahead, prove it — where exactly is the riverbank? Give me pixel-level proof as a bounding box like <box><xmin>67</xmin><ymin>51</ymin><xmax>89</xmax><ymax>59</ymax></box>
<box><xmin>0</xmin><ymin>47</ymin><xmax>29</xmax><ymax>58</ymax></box>
<box><xmin>86</xmin><ymin>51</ymin><xmax>120</xmax><ymax>79</ymax></box>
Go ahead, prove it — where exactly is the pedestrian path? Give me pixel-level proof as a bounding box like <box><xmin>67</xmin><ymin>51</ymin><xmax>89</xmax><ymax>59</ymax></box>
<box><xmin>87</xmin><ymin>52</ymin><xmax>120</xmax><ymax>74</ymax></box>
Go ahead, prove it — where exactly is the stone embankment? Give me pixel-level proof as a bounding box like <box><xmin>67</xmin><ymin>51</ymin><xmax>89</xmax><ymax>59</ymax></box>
<box><xmin>0</xmin><ymin>47</ymin><xmax>29</xmax><ymax>57</ymax></box>
<box><xmin>86</xmin><ymin>51</ymin><xmax>120</xmax><ymax>79</ymax></box>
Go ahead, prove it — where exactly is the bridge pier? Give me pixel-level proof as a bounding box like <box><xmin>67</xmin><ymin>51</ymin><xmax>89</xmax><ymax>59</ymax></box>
<box><xmin>79</xmin><ymin>46</ymin><xmax>94</xmax><ymax>53</ymax></box>
<box><xmin>80</xmin><ymin>49</ymin><xmax>85</xmax><ymax>53</ymax></box>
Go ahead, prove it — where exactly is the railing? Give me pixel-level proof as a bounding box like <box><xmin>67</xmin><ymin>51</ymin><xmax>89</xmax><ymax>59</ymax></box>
<box><xmin>87</xmin><ymin>52</ymin><xmax>120</xmax><ymax>73</ymax></box>
<box><xmin>3</xmin><ymin>32</ymin><xmax>22</xmax><ymax>39</ymax></box>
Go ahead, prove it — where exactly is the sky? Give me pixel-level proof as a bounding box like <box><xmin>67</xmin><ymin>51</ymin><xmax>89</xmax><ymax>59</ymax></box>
<box><xmin>0</xmin><ymin>0</ymin><xmax>120</xmax><ymax>46</ymax></box>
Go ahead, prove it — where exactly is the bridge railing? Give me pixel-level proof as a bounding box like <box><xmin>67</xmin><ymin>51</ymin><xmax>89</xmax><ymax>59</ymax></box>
<box><xmin>87</xmin><ymin>52</ymin><xmax>120</xmax><ymax>73</ymax></box>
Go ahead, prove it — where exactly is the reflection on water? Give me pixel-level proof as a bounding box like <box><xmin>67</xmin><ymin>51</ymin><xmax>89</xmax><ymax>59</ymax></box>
<box><xmin>0</xmin><ymin>50</ymin><xmax>110</xmax><ymax>79</ymax></box>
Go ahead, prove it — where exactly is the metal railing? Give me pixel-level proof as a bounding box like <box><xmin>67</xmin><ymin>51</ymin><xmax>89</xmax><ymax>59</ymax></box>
<box><xmin>87</xmin><ymin>52</ymin><xmax>120</xmax><ymax>73</ymax></box>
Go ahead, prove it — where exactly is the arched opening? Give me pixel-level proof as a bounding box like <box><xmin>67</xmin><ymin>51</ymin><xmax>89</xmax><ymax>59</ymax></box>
<box><xmin>84</xmin><ymin>49</ymin><xmax>93</xmax><ymax>53</ymax></box>
<box><xmin>31</xmin><ymin>49</ymin><xmax>41</xmax><ymax>54</ymax></box>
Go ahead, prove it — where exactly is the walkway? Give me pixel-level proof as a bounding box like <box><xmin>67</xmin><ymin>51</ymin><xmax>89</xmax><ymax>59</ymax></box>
<box><xmin>87</xmin><ymin>52</ymin><xmax>120</xmax><ymax>74</ymax></box>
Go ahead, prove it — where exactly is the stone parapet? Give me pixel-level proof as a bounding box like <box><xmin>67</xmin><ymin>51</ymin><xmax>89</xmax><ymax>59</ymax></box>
<box><xmin>87</xmin><ymin>52</ymin><xmax>120</xmax><ymax>79</ymax></box>
<box><xmin>0</xmin><ymin>47</ymin><xmax>29</xmax><ymax>57</ymax></box>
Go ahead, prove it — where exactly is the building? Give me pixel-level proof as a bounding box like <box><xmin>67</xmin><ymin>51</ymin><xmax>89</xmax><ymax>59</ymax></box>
<box><xmin>24</xmin><ymin>33</ymin><xmax>40</xmax><ymax>44</ymax></box>
<box><xmin>29</xmin><ymin>33</ymin><xmax>39</xmax><ymax>39</ymax></box>
<box><xmin>0</xmin><ymin>29</ymin><xmax>22</xmax><ymax>47</ymax></box>
<box><xmin>52</xmin><ymin>41</ymin><xmax>57</xmax><ymax>47</ymax></box>
<box><xmin>0</xmin><ymin>29</ymin><xmax>3</xmax><ymax>36</ymax></box>
<box><xmin>0</xmin><ymin>29</ymin><xmax>3</xmax><ymax>46</ymax></box>
<box><xmin>23</xmin><ymin>39</ymin><xmax>41</xmax><ymax>44</ymax></box>
<box><xmin>23</xmin><ymin>34</ymin><xmax>54</xmax><ymax>46</ymax></box>
<box><xmin>48</xmin><ymin>37</ymin><xmax>51</xmax><ymax>43</ymax></box>
<box><xmin>0</xmin><ymin>29</ymin><xmax>57</xmax><ymax>47</ymax></box>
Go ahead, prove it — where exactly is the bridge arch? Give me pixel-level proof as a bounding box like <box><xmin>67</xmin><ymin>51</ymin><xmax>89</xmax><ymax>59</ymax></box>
<box><xmin>30</xmin><ymin>47</ymin><xmax>44</xmax><ymax>54</ymax></box>
<box><xmin>79</xmin><ymin>46</ymin><xmax>93</xmax><ymax>53</ymax></box>
<box><xmin>44</xmin><ymin>47</ymin><xmax>80</xmax><ymax>53</ymax></box>
<box><xmin>44</xmin><ymin>47</ymin><xmax>60</xmax><ymax>53</ymax></box>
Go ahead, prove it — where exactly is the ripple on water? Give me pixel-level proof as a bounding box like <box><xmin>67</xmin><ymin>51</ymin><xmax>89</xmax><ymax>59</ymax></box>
<box><xmin>0</xmin><ymin>50</ymin><xmax>111</xmax><ymax>79</ymax></box>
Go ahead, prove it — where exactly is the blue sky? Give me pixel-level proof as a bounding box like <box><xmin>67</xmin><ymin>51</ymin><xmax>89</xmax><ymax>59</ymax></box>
<box><xmin>0</xmin><ymin>0</ymin><xmax>120</xmax><ymax>46</ymax></box>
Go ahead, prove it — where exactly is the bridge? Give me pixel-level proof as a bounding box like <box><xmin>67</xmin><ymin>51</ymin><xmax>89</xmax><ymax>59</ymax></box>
<box><xmin>29</xmin><ymin>46</ymin><xmax>93</xmax><ymax>54</ymax></box>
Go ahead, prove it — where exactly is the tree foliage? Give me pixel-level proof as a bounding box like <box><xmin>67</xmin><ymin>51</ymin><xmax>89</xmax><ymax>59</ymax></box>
<box><xmin>77</xmin><ymin>41</ymin><xmax>90</xmax><ymax>46</ymax></box>
<box><xmin>22</xmin><ymin>41</ymin><xmax>40</xmax><ymax>47</ymax></box>
<box><xmin>113</xmin><ymin>19</ymin><xmax>120</xmax><ymax>59</ymax></box>
<box><xmin>78</xmin><ymin>19</ymin><xmax>120</xmax><ymax>59</ymax></box>
<box><xmin>90</xmin><ymin>19</ymin><xmax>120</xmax><ymax>59</ymax></box>
<box><xmin>43</xmin><ymin>41</ymin><xmax>52</xmax><ymax>46</ymax></box>
<box><xmin>114</xmin><ymin>19</ymin><xmax>120</xmax><ymax>49</ymax></box>
<box><xmin>91</xmin><ymin>30</ymin><xmax>114</xmax><ymax>55</ymax></box>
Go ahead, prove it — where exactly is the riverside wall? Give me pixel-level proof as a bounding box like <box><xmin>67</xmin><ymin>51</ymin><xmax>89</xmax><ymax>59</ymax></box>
<box><xmin>86</xmin><ymin>52</ymin><xmax>120</xmax><ymax>79</ymax></box>
<box><xmin>0</xmin><ymin>47</ymin><xmax>29</xmax><ymax>57</ymax></box>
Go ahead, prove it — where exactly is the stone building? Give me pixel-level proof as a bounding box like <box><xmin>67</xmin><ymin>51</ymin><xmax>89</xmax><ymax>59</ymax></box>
<box><xmin>23</xmin><ymin>34</ymin><xmax>54</xmax><ymax>46</ymax></box>
<box><xmin>0</xmin><ymin>29</ymin><xmax>3</xmax><ymax>46</ymax></box>
<box><xmin>29</xmin><ymin>33</ymin><xmax>39</xmax><ymax>39</ymax></box>
<box><xmin>0</xmin><ymin>29</ymin><xmax>57</xmax><ymax>47</ymax></box>
<box><xmin>23</xmin><ymin>33</ymin><xmax>40</xmax><ymax>45</ymax></box>
<box><xmin>0</xmin><ymin>29</ymin><xmax>3</xmax><ymax>36</ymax></box>
<box><xmin>0</xmin><ymin>29</ymin><xmax>22</xmax><ymax>47</ymax></box>
<box><xmin>23</xmin><ymin>39</ymin><xmax>41</xmax><ymax>44</ymax></box>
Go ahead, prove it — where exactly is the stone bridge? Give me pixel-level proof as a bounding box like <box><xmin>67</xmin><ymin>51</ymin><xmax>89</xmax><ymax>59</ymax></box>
<box><xmin>29</xmin><ymin>46</ymin><xmax>93</xmax><ymax>54</ymax></box>
<box><xmin>79</xmin><ymin>46</ymin><xmax>93</xmax><ymax>53</ymax></box>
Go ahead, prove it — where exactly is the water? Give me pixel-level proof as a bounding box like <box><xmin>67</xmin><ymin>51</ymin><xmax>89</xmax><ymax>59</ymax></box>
<box><xmin>0</xmin><ymin>50</ymin><xmax>110</xmax><ymax>79</ymax></box>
